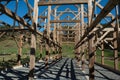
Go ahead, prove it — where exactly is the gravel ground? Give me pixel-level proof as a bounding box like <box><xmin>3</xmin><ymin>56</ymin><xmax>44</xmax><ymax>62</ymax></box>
<box><xmin>0</xmin><ymin>58</ymin><xmax>120</xmax><ymax>80</ymax></box>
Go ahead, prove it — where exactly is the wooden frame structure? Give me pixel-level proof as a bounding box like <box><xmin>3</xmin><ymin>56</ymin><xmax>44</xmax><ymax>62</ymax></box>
<box><xmin>0</xmin><ymin>0</ymin><xmax>120</xmax><ymax>80</ymax></box>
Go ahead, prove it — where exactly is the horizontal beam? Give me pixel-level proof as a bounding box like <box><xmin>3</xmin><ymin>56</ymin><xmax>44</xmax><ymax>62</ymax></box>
<box><xmin>62</xmin><ymin>42</ymin><xmax>75</xmax><ymax>44</ymax></box>
<box><xmin>50</xmin><ymin>20</ymin><xmax>81</xmax><ymax>23</ymax></box>
<box><xmin>0</xmin><ymin>28</ymin><xmax>29</xmax><ymax>32</ymax></box>
<box><xmin>57</xmin><ymin>29</ymin><xmax>78</xmax><ymax>31</ymax></box>
<box><xmin>38</xmin><ymin>0</ymin><xmax>88</xmax><ymax>6</ymax></box>
<box><xmin>94</xmin><ymin>27</ymin><xmax>120</xmax><ymax>32</ymax></box>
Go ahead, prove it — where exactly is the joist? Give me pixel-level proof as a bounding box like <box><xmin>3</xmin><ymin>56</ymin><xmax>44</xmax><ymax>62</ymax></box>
<box><xmin>50</xmin><ymin>20</ymin><xmax>81</xmax><ymax>23</ymax></box>
<box><xmin>38</xmin><ymin>0</ymin><xmax>88</xmax><ymax>6</ymax></box>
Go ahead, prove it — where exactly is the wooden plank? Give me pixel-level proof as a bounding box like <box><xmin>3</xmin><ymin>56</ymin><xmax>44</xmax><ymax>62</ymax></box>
<box><xmin>50</xmin><ymin>20</ymin><xmax>81</xmax><ymax>23</ymax></box>
<box><xmin>38</xmin><ymin>0</ymin><xmax>88</xmax><ymax>6</ymax></box>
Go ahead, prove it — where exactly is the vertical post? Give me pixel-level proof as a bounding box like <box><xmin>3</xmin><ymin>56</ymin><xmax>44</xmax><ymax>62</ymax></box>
<box><xmin>113</xmin><ymin>5</ymin><xmax>119</xmax><ymax>70</ymax></box>
<box><xmin>81</xmin><ymin>4</ymin><xmax>85</xmax><ymax>70</ymax></box>
<box><xmin>76</xmin><ymin>7</ymin><xmax>81</xmax><ymax>66</ymax></box>
<box><xmin>47</xmin><ymin>5</ymin><xmax>51</xmax><ymax>59</ymax></box>
<box><xmin>29</xmin><ymin>0</ymin><xmax>38</xmax><ymax>79</ymax></box>
<box><xmin>53</xmin><ymin>9</ymin><xmax>57</xmax><ymax>54</ymax></box>
<box><xmin>101</xmin><ymin>40</ymin><xmax>104</xmax><ymax>65</ymax></box>
<box><xmin>17</xmin><ymin>25</ymin><xmax>23</xmax><ymax>65</ymax></box>
<box><xmin>45</xmin><ymin>5</ymin><xmax>51</xmax><ymax>68</ymax></box>
<box><xmin>39</xmin><ymin>41</ymin><xmax>42</xmax><ymax>60</ymax></box>
<box><xmin>88</xmin><ymin>0</ymin><xmax>95</xmax><ymax>80</ymax></box>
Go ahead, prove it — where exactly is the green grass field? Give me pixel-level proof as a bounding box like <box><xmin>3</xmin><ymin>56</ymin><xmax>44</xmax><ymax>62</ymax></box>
<box><xmin>96</xmin><ymin>49</ymin><xmax>120</xmax><ymax>71</ymax></box>
<box><xmin>0</xmin><ymin>38</ymin><xmax>120</xmax><ymax>71</ymax></box>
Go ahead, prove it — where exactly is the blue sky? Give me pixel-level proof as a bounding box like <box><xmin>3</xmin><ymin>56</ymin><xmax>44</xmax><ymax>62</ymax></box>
<box><xmin>0</xmin><ymin>0</ymin><xmax>116</xmax><ymax>30</ymax></box>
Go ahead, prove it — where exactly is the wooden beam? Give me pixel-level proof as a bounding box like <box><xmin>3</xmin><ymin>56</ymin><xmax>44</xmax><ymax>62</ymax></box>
<box><xmin>38</xmin><ymin>0</ymin><xmax>88</xmax><ymax>6</ymax></box>
<box><xmin>94</xmin><ymin>30</ymin><xmax>110</xmax><ymax>46</ymax></box>
<box><xmin>0</xmin><ymin>32</ymin><xmax>6</xmax><ymax>38</ymax></box>
<box><xmin>29</xmin><ymin>0</ymin><xmax>38</xmax><ymax>79</ymax></box>
<box><xmin>17</xmin><ymin>25</ymin><xmax>23</xmax><ymax>66</ymax></box>
<box><xmin>0</xmin><ymin>28</ymin><xmax>29</xmax><ymax>32</ymax></box>
<box><xmin>50</xmin><ymin>20</ymin><xmax>81</xmax><ymax>23</ymax></box>
<box><xmin>88</xmin><ymin>0</ymin><xmax>95</xmax><ymax>80</ymax></box>
<box><xmin>113</xmin><ymin>6</ymin><xmax>119</xmax><ymax>70</ymax></box>
<box><xmin>38</xmin><ymin>16</ymin><xmax>47</xmax><ymax>19</ymax></box>
<box><xmin>81</xmin><ymin>4</ymin><xmax>85</xmax><ymax>70</ymax></box>
<box><xmin>62</xmin><ymin>42</ymin><xmax>75</xmax><ymax>44</ymax></box>
<box><xmin>101</xmin><ymin>40</ymin><xmax>104</xmax><ymax>65</ymax></box>
<box><xmin>57</xmin><ymin>29</ymin><xmax>78</xmax><ymax>31</ymax></box>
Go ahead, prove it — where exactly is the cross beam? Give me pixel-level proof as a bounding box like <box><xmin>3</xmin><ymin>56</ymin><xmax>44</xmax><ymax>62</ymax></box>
<box><xmin>38</xmin><ymin>0</ymin><xmax>88</xmax><ymax>6</ymax></box>
<box><xmin>50</xmin><ymin>20</ymin><xmax>81</xmax><ymax>23</ymax></box>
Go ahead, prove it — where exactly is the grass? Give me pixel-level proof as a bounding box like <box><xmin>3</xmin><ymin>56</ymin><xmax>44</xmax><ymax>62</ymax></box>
<box><xmin>62</xmin><ymin>44</ymin><xmax>75</xmax><ymax>58</ymax></box>
<box><xmin>0</xmin><ymin>38</ymin><xmax>45</xmax><ymax>69</ymax></box>
<box><xmin>0</xmin><ymin>37</ymin><xmax>120</xmax><ymax>71</ymax></box>
<box><xmin>96</xmin><ymin>49</ymin><xmax>120</xmax><ymax>71</ymax></box>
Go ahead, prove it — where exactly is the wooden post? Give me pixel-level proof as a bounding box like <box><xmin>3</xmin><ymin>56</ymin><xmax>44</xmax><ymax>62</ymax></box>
<box><xmin>113</xmin><ymin>5</ymin><xmax>119</xmax><ymax>70</ymax></box>
<box><xmin>76</xmin><ymin>7</ymin><xmax>81</xmax><ymax>66</ymax></box>
<box><xmin>101</xmin><ymin>40</ymin><xmax>104</xmax><ymax>65</ymax></box>
<box><xmin>45</xmin><ymin>5</ymin><xmax>51</xmax><ymax>68</ymax></box>
<box><xmin>53</xmin><ymin>9</ymin><xmax>57</xmax><ymax>55</ymax></box>
<box><xmin>81</xmin><ymin>4</ymin><xmax>85</xmax><ymax>70</ymax></box>
<box><xmin>29</xmin><ymin>0</ymin><xmax>38</xmax><ymax>79</ymax></box>
<box><xmin>39</xmin><ymin>42</ymin><xmax>42</xmax><ymax>60</ymax></box>
<box><xmin>17</xmin><ymin>25</ymin><xmax>23</xmax><ymax>65</ymax></box>
<box><xmin>88</xmin><ymin>0</ymin><xmax>95</xmax><ymax>80</ymax></box>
